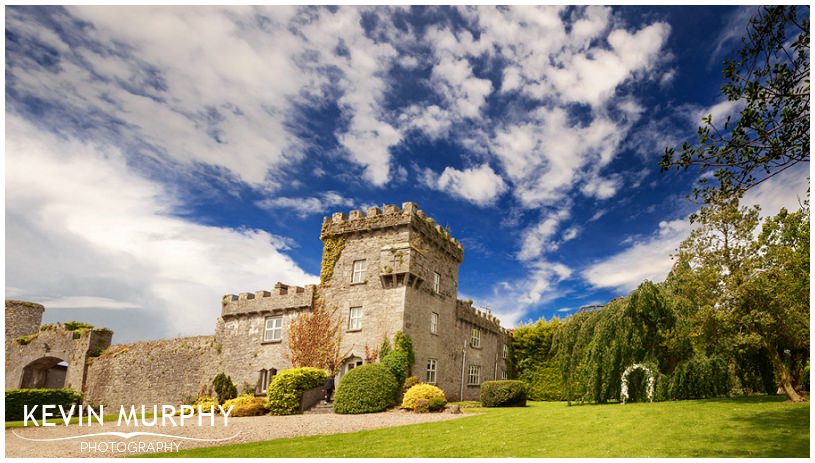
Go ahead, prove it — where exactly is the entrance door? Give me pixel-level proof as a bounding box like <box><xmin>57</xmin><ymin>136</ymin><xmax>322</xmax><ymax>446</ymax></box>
<box><xmin>341</xmin><ymin>356</ymin><xmax>363</xmax><ymax>378</ymax></box>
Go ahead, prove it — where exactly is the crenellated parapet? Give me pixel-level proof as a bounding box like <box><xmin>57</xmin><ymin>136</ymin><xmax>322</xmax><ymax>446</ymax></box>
<box><xmin>221</xmin><ymin>282</ymin><xmax>315</xmax><ymax>318</ymax></box>
<box><xmin>455</xmin><ymin>299</ymin><xmax>509</xmax><ymax>335</ymax></box>
<box><xmin>320</xmin><ymin>202</ymin><xmax>464</xmax><ymax>262</ymax></box>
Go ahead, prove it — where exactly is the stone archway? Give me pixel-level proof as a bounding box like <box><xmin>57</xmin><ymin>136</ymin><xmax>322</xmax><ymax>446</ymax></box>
<box><xmin>620</xmin><ymin>363</ymin><xmax>655</xmax><ymax>404</ymax></box>
<box><xmin>20</xmin><ymin>356</ymin><xmax>69</xmax><ymax>389</ymax></box>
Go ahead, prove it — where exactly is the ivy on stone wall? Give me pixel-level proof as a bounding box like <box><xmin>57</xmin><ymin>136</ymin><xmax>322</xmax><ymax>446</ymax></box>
<box><xmin>320</xmin><ymin>237</ymin><xmax>346</xmax><ymax>285</ymax></box>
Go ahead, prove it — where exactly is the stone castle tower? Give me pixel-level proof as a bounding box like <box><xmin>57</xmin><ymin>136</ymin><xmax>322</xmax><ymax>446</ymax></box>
<box><xmin>216</xmin><ymin>202</ymin><xmax>508</xmax><ymax>400</ymax></box>
<box><xmin>6</xmin><ymin>201</ymin><xmax>509</xmax><ymax>405</ymax></box>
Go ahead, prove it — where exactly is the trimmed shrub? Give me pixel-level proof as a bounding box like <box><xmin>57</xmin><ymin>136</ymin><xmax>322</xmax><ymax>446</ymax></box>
<box><xmin>382</xmin><ymin>350</ymin><xmax>410</xmax><ymax>389</ymax></box>
<box><xmin>5</xmin><ymin>388</ymin><xmax>83</xmax><ymax>421</ymax></box>
<box><xmin>212</xmin><ymin>373</ymin><xmax>238</xmax><ymax>404</ymax></box>
<box><xmin>402</xmin><ymin>384</ymin><xmax>447</xmax><ymax>411</ymax></box>
<box><xmin>403</xmin><ymin>376</ymin><xmax>423</xmax><ymax>393</ymax></box>
<box><xmin>267</xmin><ymin>367</ymin><xmax>328</xmax><ymax>415</ymax></box>
<box><xmin>480</xmin><ymin>380</ymin><xmax>527</xmax><ymax>407</ymax></box>
<box><xmin>333</xmin><ymin>363</ymin><xmax>398</xmax><ymax>414</ymax></box>
<box><xmin>223</xmin><ymin>394</ymin><xmax>267</xmax><ymax>417</ymax></box>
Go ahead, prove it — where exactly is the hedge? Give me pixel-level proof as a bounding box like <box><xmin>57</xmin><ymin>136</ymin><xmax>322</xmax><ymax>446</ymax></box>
<box><xmin>267</xmin><ymin>367</ymin><xmax>328</xmax><ymax>415</ymax></box>
<box><xmin>333</xmin><ymin>363</ymin><xmax>398</xmax><ymax>414</ymax></box>
<box><xmin>480</xmin><ymin>380</ymin><xmax>527</xmax><ymax>407</ymax></box>
<box><xmin>6</xmin><ymin>388</ymin><xmax>83</xmax><ymax>421</ymax></box>
<box><xmin>401</xmin><ymin>384</ymin><xmax>447</xmax><ymax>411</ymax></box>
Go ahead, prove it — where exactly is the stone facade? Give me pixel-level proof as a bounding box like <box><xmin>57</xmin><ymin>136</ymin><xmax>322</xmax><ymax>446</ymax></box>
<box><xmin>217</xmin><ymin>201</ymin><xmax>510</xmax><ymax>401</ymax></box>
<box><xmin>5</xmin><ymin>201</ymin><xmax>510</xmax><ymax>405</ymax></box>
<box><xmin>5</xmin><ymin>300</ymin><xmax>113</xmax><ymax>393</ymax></box>
<box><xmin>83</xmin><ymin>336</ymin><xmax>220</xmax><ymax>409</ymax></box>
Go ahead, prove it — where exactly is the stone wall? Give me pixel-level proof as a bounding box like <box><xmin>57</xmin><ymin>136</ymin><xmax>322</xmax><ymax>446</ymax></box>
<box><xmin>83</xmin><ymin>336</ymin><xmax>220</xmax><ymax>409</ymax></box>
<box><xmin>5</xmin><ymin>323</ymin><xmax>112</xmax><ymax>391</ymax></box>
<box><xmin>5</xmin><ymin>300</ymin><xmax>44</xmax><ymax>354</ymax></box>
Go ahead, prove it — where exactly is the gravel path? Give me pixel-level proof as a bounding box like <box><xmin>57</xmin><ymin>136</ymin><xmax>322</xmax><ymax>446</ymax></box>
<box><xmin>5</xmin><ymin>409</ymin><xmax>470</xmax><ymax>457</ymax></box>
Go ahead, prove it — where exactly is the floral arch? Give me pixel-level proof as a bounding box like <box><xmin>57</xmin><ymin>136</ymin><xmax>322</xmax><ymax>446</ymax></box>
<box><xmin>620</xmin><ymin>363</ymin><xmax>655</xmax><ymax>404</ymax></box>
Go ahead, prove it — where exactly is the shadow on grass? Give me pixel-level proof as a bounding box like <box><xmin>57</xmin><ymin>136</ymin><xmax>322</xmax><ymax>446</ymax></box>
<box><xmin>696</xmin><ymin>401</ymin><xmax>809</xmax><ymax>457</ymax></box>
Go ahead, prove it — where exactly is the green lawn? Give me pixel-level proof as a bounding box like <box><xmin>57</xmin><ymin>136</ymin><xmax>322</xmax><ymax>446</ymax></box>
<box><xmin>147</xmin><ymin>396</ymin><xmax>809</xmax><ymax>458</ymax></box>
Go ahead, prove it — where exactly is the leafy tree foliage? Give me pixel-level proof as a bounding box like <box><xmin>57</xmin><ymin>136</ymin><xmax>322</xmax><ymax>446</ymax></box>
<box><xmin>671</xmin><ymin>196</ymin><xmax>809</xmax><ymax>401</ymax></box>
<box><xmin>381</xmin><ymin>331</ymin><xmax>415</xmax><ymax>389</ymax></box>
<box><xmin>287</xmin><ymin>295</ymin><xmax>344</xmax><ymax>373</ymax></box>
<box><xmin>510</xmin><ymin>318</ymin><xmax>564</xmax><ymax>400</ymax></box>
<box><xmin>661</xmin><ymin>6</ymin><xmax>809</xmax><ymax>201</ymax></box>
<box><xmin>212</xmin><ymin>373</ymin><xmax>237</xmax><ymax>404</ymax></box>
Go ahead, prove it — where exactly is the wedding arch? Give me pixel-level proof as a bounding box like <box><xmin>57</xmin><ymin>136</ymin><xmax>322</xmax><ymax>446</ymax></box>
<box><xmin>620</xmin><ymin>363</ymin><xmax>655</xmax><ymax>404</ymax></box>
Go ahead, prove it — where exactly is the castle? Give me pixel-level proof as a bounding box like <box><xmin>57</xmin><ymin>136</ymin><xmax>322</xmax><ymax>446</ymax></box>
<box><xmin>5</xmin><ymin>202</ymin><xmax>510</xmax><ymax>405</ymax></box>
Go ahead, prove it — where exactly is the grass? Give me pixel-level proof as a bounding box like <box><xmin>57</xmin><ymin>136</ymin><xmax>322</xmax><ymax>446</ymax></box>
<box><xmin>146</xmin><ymin>396</ymin><xmax>809</xmax><ymax>458</ymax></box>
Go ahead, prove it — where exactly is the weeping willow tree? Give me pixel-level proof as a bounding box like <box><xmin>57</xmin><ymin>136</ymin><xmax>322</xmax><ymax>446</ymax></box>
<box><xmin>554</xmin><ymin>281</ymin><xmax>676</xmax><ymax>403</ymax></box>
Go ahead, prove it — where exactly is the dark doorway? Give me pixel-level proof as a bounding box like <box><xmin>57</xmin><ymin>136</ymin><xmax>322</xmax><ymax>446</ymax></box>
<box><xmin>20</xmin><ymin>357</ymin><xmax>68</xmax><ymax>389</ymax></box>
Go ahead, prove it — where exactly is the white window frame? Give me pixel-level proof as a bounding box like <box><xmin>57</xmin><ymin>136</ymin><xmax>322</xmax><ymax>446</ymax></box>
<box><xmin>348</xmin><ymin>306</ymin><xmax>363</xmax><ymax>331</ymax></box>
<box><xmin>433</xmin><ymin>272</ymin><xmax>441</xmax><ymax>293</ymax></box>
<box><xmin>501</xmin><ymin>370</ymin><xmax>507</xmax><ymax>380</ymax></box>
<box><xmin>352</xmin><ymin>259</ymin><xmax>367</xmax><ymax>283</ymax></box>
<box><xmin>426</xmin><ymin>359</ymin><xmax>437</xmax><ymax>384</ymax></box>
<box><xmin>264</xmin><ymin>316</ymin><xmax>283</xmax><ymax>342</ymax></box>
<box><xmin>470</xmin><ymin>328</ymin><xmax>481</xmax><ymax>348</ymax></box>
<box><xmin>468</xmin><ymin>365</ymin><xmax>480</xmax><ymax>385</ymax></box>
<box><xmin>430</xmin><ymin>312</ymin><xmax>439</xmax><ymax>334</ymax></box>
<box><xmin>258</xmin><ymin>368</ymin><xmax>277</xmax><ymax>393</ymax></box>
<box><xmin>503</xmin><ymin>344</ymin><xmax>509</xmax><ymax>359</ymax></box>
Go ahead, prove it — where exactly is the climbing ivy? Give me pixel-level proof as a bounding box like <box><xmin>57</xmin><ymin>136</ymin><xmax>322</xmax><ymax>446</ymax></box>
<box><xmin>320</xmin><ymin>237</ymin><xmax>346</xmax><ymax>285</ymax></box>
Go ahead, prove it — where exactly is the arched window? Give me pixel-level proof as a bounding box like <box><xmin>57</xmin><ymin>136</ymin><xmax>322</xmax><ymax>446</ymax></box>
<box><xmin>257</xmin><ymin>368</ymin><xmax>277</xmax><ymax>394</ymax></box>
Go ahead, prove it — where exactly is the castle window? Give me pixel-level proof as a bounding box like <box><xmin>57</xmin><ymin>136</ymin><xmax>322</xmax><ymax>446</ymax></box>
<box><xmin>468</xmin><ymin>365</ymin><xmax>480</xmax><ymax>385</ymax></box>
<box><xmin>503</xmin><ymin>344</ymin><xmax>509</xmax><ymax>359</ymax></box>
<box><xmin>433</xmin><ymin>272</ymin><xmax>441</xmax><ymax>293</ymax></box>
<box><xmin>257</xmin><ymin>368</ymin><xmax>277</xmax><ymax>394</ymax></box>
<box><xmin>352</xmin><ymin>259</ymin><xmax>367</xmax><ymax>284</ymax></box>
<box><xmin>430</xmin><ymin>312</ymin><xmax>439</xmax><ymax>334</ymax></box>
<box><xmin>501</xmin><ymin>370</ymin><xmax>507</xmax><ymax>380</ymax></box>
<box><xmin>470</xmin><ymin>328</ymin><xmax>481</xmax><ymax>348</ymax></box>
<box><xmin>264</xmin><ymin>316</ymin><xmax>283</xmax><ymax>342</ymax></box>
<box><xmin>426</xmin><ymin>359</ymin><xmax>437</xmax><ymax>384</ymax></box>
<box><xmin>348</xmin><ymin>306</ymin><xmax>362</xmax><ymax>331</ymax></box>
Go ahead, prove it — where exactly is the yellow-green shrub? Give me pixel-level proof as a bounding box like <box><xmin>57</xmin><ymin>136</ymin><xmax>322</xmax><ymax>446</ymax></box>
<box><xmin>267</xmin><ymin>367</ymin><xmax>328</xmax><ymax>415</ymax></box>
<box><xmin>401</xmin><ymin>384</ymin><xmax>447</xmax><ymax>411</ymax></box>
<box><xmin>223</xmin><ymin>394</ymin><xmax>267</xmax><ymax>417</ymax></box>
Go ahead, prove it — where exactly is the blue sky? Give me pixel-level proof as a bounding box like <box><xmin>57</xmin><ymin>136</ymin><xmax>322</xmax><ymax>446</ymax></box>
<box><xmin>5</xmin><ymin>6</ymin><xmax>810</xmax><ymax>342</ymax></box>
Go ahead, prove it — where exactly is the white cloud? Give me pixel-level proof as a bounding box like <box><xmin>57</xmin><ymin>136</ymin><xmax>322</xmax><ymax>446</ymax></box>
<box><xmin>582</xmin><ymin>165</ymin><xmax>811</xmax><ymax>293</ymax></box>
<box><xmin>582</xmin><ymin>218</ymin><xmax>692</xmax><ymax>292</ymax></box>
<box><xmin>34</xmin><ymin>297</ymin><xmax>142</xmax><ymax>311</ymax></box>
<box><xmin>562</xmin><ymin>226</ymin><xmax>580</xmax><ymax>242</ymax></box>
<box><xmin>742</xmin><ymin>164</ymin><xmax>810</xmax><ymax>216</ymax></box>
<box><xmin>581</xmin><ymin>175</ymin><xmax>622</xmax><ymax>200</ymax></box>
<box><xmin>6</xmin><ymin>115</ymin><xmax>317</xmax><ymax>341</ymax></box>
<box><xmin>255</xmin><ymin>192</ymin><xmax>355</xmax><ymax>217</ymax></box>
<box><xmin>423</xmin><ymin>164</ymin><xmax>507</xmax><ymax>206</ymax></box>
<box><xmin>692</xmin><ymin>98</ymin><xmax>746</xmax><ymax>128</ymax></box>
<box><xmin>6</xmin><ymin>6</ymin><xmax>410</xmax><ymax>191</ymax></box>
<box><xmin>518</xmin><ymin>208</ymin><xmax>571</xmax><ymax>261</ymax></box>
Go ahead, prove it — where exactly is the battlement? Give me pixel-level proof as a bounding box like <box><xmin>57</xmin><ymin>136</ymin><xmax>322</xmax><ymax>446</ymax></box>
<box><xmin>221</xmin><ymin>282</ymin><xmax>315</xmax><ymax>318</ymax></box>
<box><xmin>320</xmin><ymin>202</ymin><xmax>464</xmax><ymax>262</ymax></box>
<box><xmin>455</xmin><ymin>299</ymin><xmax>509</xmax><ymax>335</ymax></box>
